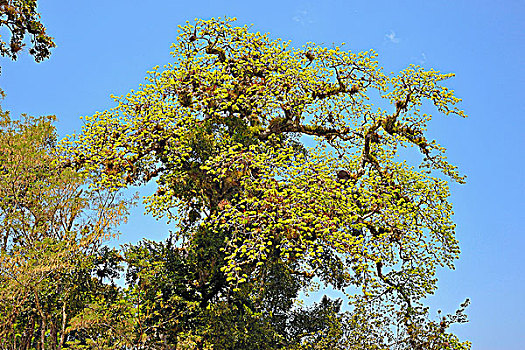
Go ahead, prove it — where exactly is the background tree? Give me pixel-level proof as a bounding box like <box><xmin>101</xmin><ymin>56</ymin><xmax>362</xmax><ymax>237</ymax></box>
<box><xmin>68</xmin><ymin>17</ymin><xmax>471</xmax><ymax>349</ymax></box>
<box><xmin>0</xmin><ymin>105</ymin><xmax>132</xmax><ymax>349</ymax></box>
<box><xmin>0</xmin><ymin>0</ymin><xmax>55</xmax><ymax>62</ymax></box>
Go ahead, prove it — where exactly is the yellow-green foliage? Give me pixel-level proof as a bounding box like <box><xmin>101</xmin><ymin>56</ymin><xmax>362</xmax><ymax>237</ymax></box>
<box><xmin>66</xmin><ymin>17</ymin><xmax>470</xmax><ymax>349</ymax></box>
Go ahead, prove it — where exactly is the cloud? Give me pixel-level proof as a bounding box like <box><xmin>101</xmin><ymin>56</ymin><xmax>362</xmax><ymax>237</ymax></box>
<box><xmin>418</xmin><ymin>52</ymin><xmax>427</xmax><ymax>65</ymax></box>
<box><xmin>292</xmin><ymin>8</ymin><xmax>314</xmax><ymax>25</ymax></box>
<box><xmin>410</xmin><ymin>52</ymin><xmax>427</xmax><ymax>66</ymax></box>
<box><xmin>410</xmin><ymin>52</ymin><xmax>427</xmax><ymax>65</ymax></box>
<box><xmin>385</xmin><ymin>30</ymin><xmax>400</xmax><ymax>44</ymax></box>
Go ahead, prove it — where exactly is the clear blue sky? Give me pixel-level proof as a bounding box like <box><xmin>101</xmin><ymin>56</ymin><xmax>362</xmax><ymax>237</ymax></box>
<box><xmin>1</xmin><ymin>1</ymin><xmax>523</xmax><ymax>348</ymax></box>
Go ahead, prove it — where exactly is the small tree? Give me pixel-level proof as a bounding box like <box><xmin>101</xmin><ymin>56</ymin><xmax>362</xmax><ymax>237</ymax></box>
<box><xmin>69</xmin><ymin>17</ymin><xmax>470</xmax><ymax>349</ymax></box>
<box><xmin>0</xmin><ymin>106</ymin><xmax>132</xmax><ymax>349</ymax></box>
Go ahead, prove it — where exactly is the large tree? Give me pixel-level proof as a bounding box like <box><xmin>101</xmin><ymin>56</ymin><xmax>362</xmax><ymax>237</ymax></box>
<box><xmin>68</xmin><ymin>17</ymin><xmax>471</xmax><ymax>349</ymax></box>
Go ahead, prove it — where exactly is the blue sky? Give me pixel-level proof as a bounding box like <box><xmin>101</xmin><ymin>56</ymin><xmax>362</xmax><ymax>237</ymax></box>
<box><xmin>1</xmin><ymin>1</ymin><xmax>523</xmax><ymax>348</ymax></box>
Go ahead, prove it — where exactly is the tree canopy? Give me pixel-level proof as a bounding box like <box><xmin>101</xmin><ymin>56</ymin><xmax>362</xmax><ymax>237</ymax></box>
<box><xmin>64</xmin><ymin>17</ymin><xmax>471</xmax><ymax>349</ymax></box>
<box><xmin>0</xmin><ymin>15</ymin><xmax>471</xmax><ymax>349</ymax></box>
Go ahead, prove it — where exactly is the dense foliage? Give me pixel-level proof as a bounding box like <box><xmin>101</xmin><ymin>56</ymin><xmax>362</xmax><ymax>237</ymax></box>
<box><xmin>0</xmin><ymin>14</ymin><xmax>471</xmax><ymax>349</ymax></box>
<box><xmin>0</xmin><ymin>0</ymin><xmax>55</xmax><ymax>62</ymax></box>
<box><xmin>0</xmin><ymin>110</ymin><xmax>132</xmax><ymax>349</ymax></box>
<box><xmin>64</xmin><ymin>17</ymin><xmax>471</xmax><ymax>349</ymax></box>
